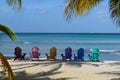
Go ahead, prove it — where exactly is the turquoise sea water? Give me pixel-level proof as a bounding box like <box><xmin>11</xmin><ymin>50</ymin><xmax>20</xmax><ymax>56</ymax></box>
<box><xmin>0</xmin><ymin>33</ymin><xmax>120</xmax><ymax>61</ymax></box>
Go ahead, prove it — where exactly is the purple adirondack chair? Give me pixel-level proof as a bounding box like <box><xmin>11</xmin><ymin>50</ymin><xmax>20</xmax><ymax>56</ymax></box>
<box><xmin>30</xmin><ymin>47</ymin><xmax>40</xmax><ymax>61</ymax></box>
<box><xmin>61</xmin><ymin>47</ymin><xmax>72</xmax><ymax>61</ymax></box>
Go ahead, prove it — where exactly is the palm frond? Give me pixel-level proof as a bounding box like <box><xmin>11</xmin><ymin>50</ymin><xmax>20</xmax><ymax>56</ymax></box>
<box><xmin>65</xmin><ymin>0</ymin><xmax>102</xmax><ymax>21</ymax></box>
<box><xmin>0</xmin><ymin>52</ymin><xmax>14</xmax><ymax>80</ymax></box>
<box><xmin>109</xmin><ymin>0</ymin><xmax>120</xmax><ymax>26</ymax></box>
<box><xmin>0</xmin><ymin>24</ymin><xmax>18</xmax><ymax>41</ymax></box>
<box><xmin>6</xmin><ymin>0</ymin><xmax>22</xmax><ymax>9</ymax></box>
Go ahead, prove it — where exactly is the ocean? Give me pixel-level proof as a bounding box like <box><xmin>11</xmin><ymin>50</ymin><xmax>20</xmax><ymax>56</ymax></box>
<box><xmin>0</xmin><ymin>33</ymin><xmax>120</xmax><ymax>61</ymax></box>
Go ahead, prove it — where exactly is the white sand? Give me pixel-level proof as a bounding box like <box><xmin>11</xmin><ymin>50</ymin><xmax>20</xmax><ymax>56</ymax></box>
<box><xmin>1</xmin><ymin>60</ymin><xmax>120</xmax><ymax>80</ymax></box>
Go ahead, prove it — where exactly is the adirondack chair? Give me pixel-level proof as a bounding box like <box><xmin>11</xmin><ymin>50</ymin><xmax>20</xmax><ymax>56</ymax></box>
<box><xmin>46</xmin><ymin>47</ymin><xmax>57</xmax><ymax>60</ymax></box>
<box><xmin>74</xmin><ymin>48</ymin><xmax>84</xmax><ymax>61</ymax></box>
<box><xmin>61</xmin><ymin>47</ymin><xmax>72</xmax><ymax>61</ymax></box>
<box><xmin>14</xmin><ymin>47</ymin><xmax>26</xmax><ymax>61</ymax></box>
<box><xmin>88</xmin><ymin>48</ymin><xmax>99</xmax><ymax>61</ymax></box>
<box><xmin>30</xmin><ymin>47</ymin><xmax>40</xmax><ymax>61</ymax></box>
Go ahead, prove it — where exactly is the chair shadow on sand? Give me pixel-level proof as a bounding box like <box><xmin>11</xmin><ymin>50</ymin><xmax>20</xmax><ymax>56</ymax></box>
<box><xmin>97</xmin><ymin>71</ymin><xmax>120</xmax><ymax>80</ymax></box>
<box><xmin>96</xmin><ymin>62</ymin><xmax>120</xmax><ymax>80</ymax></box>
<box><xmin>1</xmin><ymin>61</ymin><xmax>77</xmax><ymax>80</ymax></box>
<box><xmin>1</xmin><ymin>58</ymin><xmax>103</xmax><ymax>80</ymax></box>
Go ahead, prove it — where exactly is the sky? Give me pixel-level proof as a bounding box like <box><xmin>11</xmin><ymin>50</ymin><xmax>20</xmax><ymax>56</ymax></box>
<box><xmin>0</xmin><ymin>0</ymin><xmax>120</xmax><ymax>33</ymax></box>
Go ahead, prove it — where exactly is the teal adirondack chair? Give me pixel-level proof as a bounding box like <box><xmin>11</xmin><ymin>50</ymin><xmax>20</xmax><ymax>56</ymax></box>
<box><xmin>88</xmin><ymin>48</ymin><xmax>99</xmax><ymax>61</ymax></box>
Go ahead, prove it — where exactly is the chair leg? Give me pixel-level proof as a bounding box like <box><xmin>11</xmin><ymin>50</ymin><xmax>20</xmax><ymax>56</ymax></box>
<box><xmin>69</xmin><ymin>57</ymin><xmax>72</xmax><ymax>61</ymax></box>
<box><xmin>37</xmin><ymin>58</ymin><xmax>39</xmax><ymax>60</ymax></box>
<box><xmin>54</xmin><ymin>57</ymin><xmax>56</xmax><ymax>60</ymax></box>
<box><xmin>61</xmin><ymin>54</ymin><xmax>65</xmax><ymax>60</ymax></box>
<box><xmin>88</xmin><ymin>54</ymin><xmax>92</xmax><ymax>61</ymax></box>
<box><xmin>81</xmin><ymin>58</ymin><xmax>84</xmax><ymax>61</ymax></box>
<box><xmin>22</xmin><ymin>53</ymin><xmax>26</xmax><ymax>60</ymax></box>
<box><xmin>14</xmin><ymin>57</ymin><xmax>18</xmax><ymax>61</ymax></box>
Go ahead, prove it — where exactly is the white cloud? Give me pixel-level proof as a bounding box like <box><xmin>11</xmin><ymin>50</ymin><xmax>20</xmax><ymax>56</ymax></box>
<box><xmin>96</xmin><ymin>10</ymin><xmax>110</xmax><ymax>22</ymax></box>
<box><xmin>36</xmin><ymin>9</ymin><xmax>48</xmax><ymax>14</ymax></box>
<box><xmin>0</xmin><ymin>6</ymin><xmax>12</xmax><ymax>12</ymax></box>
<box><xmin>23</xmin><ymin>2</ymin><xmax>64</xmax><ymax>10</ymax></box>
<box><xmin>22</xmin><ymin>2</ymin><xmax>64</xmax><ymax>14</ymax></box>
<box><xmin>99</xmin><ymin>1</ymin><xmax>106</xmax><ymax>7</ymax></box>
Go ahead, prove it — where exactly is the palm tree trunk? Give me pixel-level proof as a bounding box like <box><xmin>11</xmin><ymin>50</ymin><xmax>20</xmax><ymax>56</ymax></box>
<box><xmin>0</xmin><ymin>52</ymin><xmax>14</xmax><ymax>80</ymax></box>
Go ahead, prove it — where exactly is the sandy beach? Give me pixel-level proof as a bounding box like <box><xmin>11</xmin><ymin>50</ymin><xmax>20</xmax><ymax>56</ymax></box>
<box><xmin>1</xmin><ymin>59</ymin><xmax>120</xmax><ymax>80</ymax></box>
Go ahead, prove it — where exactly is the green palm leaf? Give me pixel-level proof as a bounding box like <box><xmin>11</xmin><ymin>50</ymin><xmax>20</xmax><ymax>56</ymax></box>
<box><xmin>109</xmin><ymin>0</ymin><xmax>120</xmax><ymax>26</ymax></box>
<box><xmin>0</xmin><ymin>24</ymin><xmax>17</xmax><ymax>41</ymax></box>
<box><xmin>1</xmin><ymin>1</ymin><xmax>21</xmax><ymax>80</ymax></box>
<box><xmin>0</xmin><ymin>24</ymin><xmax>17</xmax><ymax>80</ymax></box>
<box><xmin>65</xmin><ymin>0</ymin><xmax>102</xmax><ymax>21</ymax></box>
<box><xmin>0</xmin><ymin>24</ymin><xmax>17</xmax><ymax>79</ymax></box>
<box><xmin>6</xmin><ymin>0</ymin><xmax>22</xmax><ymax>9</ymax></box>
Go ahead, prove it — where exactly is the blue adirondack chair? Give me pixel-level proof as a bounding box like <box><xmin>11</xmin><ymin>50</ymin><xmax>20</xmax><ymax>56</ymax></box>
<box><xmin>61</xmin><ymin>47</ymin><xmax>72</xmax><ymax>61</ymax></box>
<box><xmin>74</xmin><ymin>48</ymin><xmax>84</xmax><ymax>61</ymax></box>
<box><xmin>88</xmin><ymin>48</ymin><xmax>99</xmax><ymax>62</ymax></box>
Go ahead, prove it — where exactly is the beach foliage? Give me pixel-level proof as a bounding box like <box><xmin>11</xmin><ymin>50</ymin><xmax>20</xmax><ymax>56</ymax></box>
<box><xmin>5</xmin><ymin>0</ymin><xmax>120</xmax><ymax>27</ymax></box>
<box><xmin>6</xmin><ymin>0</ymin><xmax>22</xmax><ymax>9</ymax></box>
<box><xmin>0</xmin><ymin>0</ymin><xmax>21</xmax><ymax>80</ymax></box>
<box><xmin>65</xmin><ymin>0</ymin><xmax>120</xmax><ymax>27</ymax></box>
<box><xmin>109</xmin><ymin>0</ymin><xmax>120</xmax><ymax>26</ymax></box>
<box><xmin>65</xmin><ymin>0</ymin><xmax>102</xmax><ymax>21</ymax></box>
<box><xmin>0</xmin><ymin>24</ymin><xmax>17</xmax><ymax>41</ymax></box>
<box><xmin>0</xmin><ymin>52</ymin><xmax>14</xmax><ymax>80</ymax></box>
<box><xmin>0</xmin><ymin>24</ymin><xmax>17</xmax><ymax>80</ymax></box>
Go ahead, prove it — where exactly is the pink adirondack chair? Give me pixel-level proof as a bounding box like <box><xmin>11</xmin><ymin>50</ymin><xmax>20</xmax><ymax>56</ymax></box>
<box><xmin>30</xmin><ymin>47</ymin><xmax>40</xmax><ymax>61</ymax></box>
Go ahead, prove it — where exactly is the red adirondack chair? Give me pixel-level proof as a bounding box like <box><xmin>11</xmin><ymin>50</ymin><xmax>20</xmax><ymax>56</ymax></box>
<box><xmin>14</xmin><ymin>47</ymin><xmax>26</xmax><ymax>61</ymax></box>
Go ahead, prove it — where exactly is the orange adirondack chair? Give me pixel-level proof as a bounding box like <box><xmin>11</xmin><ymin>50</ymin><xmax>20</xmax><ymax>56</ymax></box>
<box><xmin>46</xmin><ymin>47</ymin><xmax>57</xmax><ymax>60</ymax></box>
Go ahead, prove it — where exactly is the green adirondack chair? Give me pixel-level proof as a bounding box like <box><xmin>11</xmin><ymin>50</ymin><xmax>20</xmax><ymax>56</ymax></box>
<box><xmin>88</xmin><ymin>48</ymin><xmax>99</xmax><ymax>62</ymax></box>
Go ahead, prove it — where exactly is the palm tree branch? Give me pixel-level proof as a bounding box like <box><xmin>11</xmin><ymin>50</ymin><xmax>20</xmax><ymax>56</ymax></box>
<box><xmin>0</xmin><ymin>24</ymin><xmax>18</xmax><ymax>41</ymax></box>
<box><xmin>6</xmin><ymin>0</ymin><xmax>22</xmax><ymax>9</ymax></box>
<box><xmin>109</xmin><ymin>0</ymin><xmax>120</xmax><ymax>26</ymax></box>
<box><xmin>65</xmin><ymin>0</ymin><xmax>102</xmax><ymax>21</ymax></box>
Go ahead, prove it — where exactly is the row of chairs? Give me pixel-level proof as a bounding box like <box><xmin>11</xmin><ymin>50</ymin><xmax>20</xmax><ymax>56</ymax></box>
<box><xmin>14</xmin><ymin>46</ymin><xmax>99</xmax><ymax>61</ymax></box>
